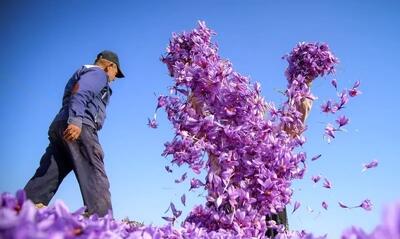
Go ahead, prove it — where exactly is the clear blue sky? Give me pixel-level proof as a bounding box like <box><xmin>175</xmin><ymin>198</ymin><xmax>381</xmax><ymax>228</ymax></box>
<box><xmin>0</xmin><ymin>1</ymin><xmax>399</xmax><ymax>238</ymax></box>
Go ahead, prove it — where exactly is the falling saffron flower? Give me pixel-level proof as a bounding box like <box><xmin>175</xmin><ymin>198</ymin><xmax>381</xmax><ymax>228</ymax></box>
<box><xmin>339</xmin><ymin>201</ymin><xmax>349</xmax><ymax>209</ymax></box>
<box><xmin>170</xmin><ymin>202</ymin><xmax>182</xmax><ymax>218</ymax></box>
<box><xmin>311</xmin><ymin>154</ymin><xmax>322</xmax><ymax>161</ymax></box>
<box><xmin>181</xmin><ymin>194</ymin><xmax>186</xmax><ymax>206</ymax></box>
<box><xmin>321</xmin><ymin>100</ymin><xmax>332</xmax><ymax>113</ymax></box>
<box><xmin>324</xmin><ymin>124</ymin><xmax>336</xmax><ymax>142</ymax></box>
<box><xmin>336</xmin><ymin>90</ymin><xmax>349</xmax><ymax>111</ymax></box>
<box><xmin>353</xmin><ymin>80</ymin><xmax>361</xmax><ymax>88</ymax></box>
<box><xmin>292</xmin><ymin>201</ymin><xmax>301</xmax><ymax>214</ymax></box>
<box><xmin>336</xmin><ymin>115</ymin><xmax>349</xmax><ymax>127</ymax></box>
<box><xmin>174</xmin><ymin>172</ymin><xmax>187</xmax><ymax>183</ymax></box>
<box><xmin>157</xmin><ymin>95</ymin><xmax>168</xmax><ymax>109</ymax></box>
<box><xmin>349</xmin><ymin>81</ymin><xmax>362</xmax><ymax>97</ymax></box>
<box><xmin>147</xmin><ymin>118</ymin><xmax>158</xmax><ymax>128</ymax></box>
<box><xmin>311</xmin><ymin>175</ymin><xmax>322</xmax><ymax>183</ymax></box>
<box><xmin>322</xmin><ymin>201</ymin><xmax>328</xmax><ymax>210</ymax></box>
<box><xmin>165</xmin><ymin>165</ymin><xmax>173</xmax><ymax>173</ymax></box>
<box><xmin>323</xmin><ymin>178</ymin><xmax>332</xmax><ymax>189</ymax></box>
<box><xmin>362</xmin><ymin>159</ymin><xmax>379</xmax><ymax>172</ymax></box>
<box><xmin>349</xmin><ymin>88</ymin><xmax>362</xmax><ymax>97</ymax></box>
<box><xmin>359</xmin><ymin>199</ymin><xmax>373</xmax><ymax>211</ymax></box>
<box><xmin>331</xmin><ymin>79</ymin><xmax>338</xmax><ymax>90</ymax></box>
<box><xmin>189</xmin><ymin>178</ymin><xmax>205</xmax><ymax>191</ymax></box>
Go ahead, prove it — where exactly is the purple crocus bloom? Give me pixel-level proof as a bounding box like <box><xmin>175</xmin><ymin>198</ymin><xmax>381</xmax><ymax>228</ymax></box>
<box><xmin>157</xmin><ymin>95</ymin><xmax>168</xmax><ymax>109</ymax></box>
<box><xmin>292</xmin><ymin>201</ymin><xmax>301</xmax><ymax>214</ymax></box>
<box><xmin>331</xmin><ymin>79</ymin><xmax>338</xmax><ymax>90</ymax></box>
<box><xmin>181</xmin><ymin>194</ymin><xmax>186</xmax><ymax>206</ymax></box>
<box><xmin>311</xmin><ymin>154</ymin><xmax>322</xmax><ymax>161</ymax></box>
<box><xmin>349</xmin><ymin>88</ymin><xmax>362</xmax><ymax>97</ymax></box>
<box><xmin>170</xmin><ymin>202</ymin><xmax>182</xmax><ymax>218</ymax></box>
<box><xmin>339</xmin><ymin>201</ymin><xmax>349</xmax><ymax>209</ymax></box>
<box><xmin>174</xmin><ymin>172</ymin><xmax>187</xmax><ymax>184</ymax></box>
<box><xmin>362</xmin><ymin>159</ymin><xmax>379</xmax><ymax>172</ymax></box>
<box><xmin>311</xmin><ymin>175</ymin><xmax>322</xmax><ymax>183</ymax></box>
<box><xmin>336</xmin><ymin>91</ymin><xmax>349</xmax><ymax>110</ymax></box>
<box><xmin>147</xmin><ymin>118</ymin><xmax>158</xmax><ymax>128</ymax></box>
<box><xmin>336</xmin><ymin>115</ymin><xmax>349</xmax><ymax>127</ymax></box>
<box><xmin>165</xmin><ymin>166</ymin><xmax>173</xmax><ymax>173</ymax></box>
<box><xmin>349</xmin><ymin>81</ymin><xmax>361</xmax><ymax>97</ymax></box>
<box><xmin>321</xmin><ymin>100</ymin><xmax>332</xmax><ymax>113</ymax></box>
<box><xmin>189</xmin><ymin>178</ymin><xmax>205</xmax><ymax>191</ymax></box>
<box><xmin>322</xmin><ymin>201</ymin><xmax>328</xmax><ymax>210</ymax></box>
<box><xmin>323</xmin><ymin>178</ymin><xmax>332</xmax><ymax>189</ymax></box>
<box><xmin>359</xmin><ymin>199</ymin><xmax>373</xmax><ymax>211</ymax></box>
<box><xmin>324</xmin><ymin>124</ymin><xmax>336</xmax><ymax>142</ymax></box>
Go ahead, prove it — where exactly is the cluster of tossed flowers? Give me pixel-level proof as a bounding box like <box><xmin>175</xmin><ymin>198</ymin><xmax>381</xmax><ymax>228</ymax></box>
<box><xmin>1</xmin><ymin>22</ymin><xmax>386</xmax><ymax>238</ymax></box>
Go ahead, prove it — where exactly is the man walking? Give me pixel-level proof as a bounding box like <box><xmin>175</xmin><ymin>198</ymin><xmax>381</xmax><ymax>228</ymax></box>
<box><xmin>24</xmin><ymin>50</ymin><xmax>124</xmax><ymax>217</ymax></box>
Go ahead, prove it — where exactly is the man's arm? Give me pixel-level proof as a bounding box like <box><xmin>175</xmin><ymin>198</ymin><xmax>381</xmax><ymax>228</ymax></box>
<box><xmin>284</xmin><ymin>81</ymin><xmax>313</xmax><ymax>137</ymax></box>
<box><xmin>64</xmin><ymin>69</ymin><xmax>107</xmax><ymax>141</ymax></box>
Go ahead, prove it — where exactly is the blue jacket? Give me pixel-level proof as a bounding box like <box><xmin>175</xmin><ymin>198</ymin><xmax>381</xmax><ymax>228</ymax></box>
<box><xmin>53</xmin><ymin>65</ymin><xmax>112</xmax><ymax>131</ymax></box>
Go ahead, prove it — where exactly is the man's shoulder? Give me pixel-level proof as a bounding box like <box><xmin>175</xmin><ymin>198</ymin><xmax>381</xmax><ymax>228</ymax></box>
<box><xmin>83</xmin><ymin>64</ymin><xmax>102</xmax><ymax>70</ymax></box>
<box><xmin>76</xmin><ymin>65</ymin><xmax>107</xmax><ymax>79</ymax></box>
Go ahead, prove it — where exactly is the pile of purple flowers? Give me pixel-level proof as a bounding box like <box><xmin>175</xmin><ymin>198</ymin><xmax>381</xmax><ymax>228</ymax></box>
<box><xmin>150</xmin><ymin>21</ymin><xmax>341</xmax><ymax>237</ymax></box>
<box><xmin>155</xmin><ymin>21</ymin><xmax>326</xmax><ymax>236</ymax></box>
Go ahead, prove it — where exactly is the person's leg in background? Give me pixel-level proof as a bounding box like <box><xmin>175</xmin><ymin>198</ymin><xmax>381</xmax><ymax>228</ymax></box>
<box><xmin>266</xmin><ymin>208</ymin><xmax>288</xmax><ymax>238</ymax></box>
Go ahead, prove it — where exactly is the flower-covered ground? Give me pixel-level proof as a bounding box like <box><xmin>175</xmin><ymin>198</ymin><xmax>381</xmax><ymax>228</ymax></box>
<box><xmin>1</xmin><ymin>191</ymin><xmax>399</xmax><ymax>238</ymax></box>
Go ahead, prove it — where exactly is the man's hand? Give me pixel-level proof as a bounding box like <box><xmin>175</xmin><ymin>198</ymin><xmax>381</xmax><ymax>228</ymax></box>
<box><xmin>63</xmin><ymin>124</ymin><xmax>82</xmax><ymax>141</ymax></box>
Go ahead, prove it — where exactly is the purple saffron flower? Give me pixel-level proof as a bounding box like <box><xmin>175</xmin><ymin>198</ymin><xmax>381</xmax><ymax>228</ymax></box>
<box><xmin>170</xmin><ymin>203</ymin><xmax>182</xmax><ymax>218</ymax></box>
<box><xmin>311</xmin><ymin>154</ymin><xmax>322</xmax><ymax>161</ymax></box>
<box><xmin>331</xmin><ymin>79</ymin><xmax>338</xmax><ymax>90</ymax></box>
<box><xmin>292</xmin><ymin>201</ymin><xmax>301</xmax><ymax>214</ymax></box>
<box><xmin>321</xmin><ymin>100</ymin><xmax>332</xmax><ymax>113</ymax></box>
<box><xmin>349</xmin><ymin>88</ymin><xmax>362</xmax><ymax>97</ymax></box>
<box><xmin>353</xmin><ymin>80</ymin><xmax>361</xmax><ymax>88</ymax></box>
<box><xmin>157</xmin><ymin>95</ymin><xmax>168</xmax><ymax>109</ymax></box>
<box><xmin>359</xmin><ymin>199</ymin><xmax>373</xmax><ymax>211</ymax></box>
<box><xmin>174</xmin><ymin>172</ymin><xmax>187</xmax><ymax>184</ymax></box>
<box><xmin>323</xmin><ymin>178</ymin><xmax>332</xmax><ymax>189</ymax></box>
<box><xmin>147</xmin><ymin>118</ymin><xmax>158</xmax><ymax>128</ymax></box>
<box><xmin>339</xmin><ymin>201</ymin><xmax>349</xmax><ymax>209</ymax></box>
<box><xmin>311</xmin><ymin>175</ymin><xmax>322</xmax><ymax>183</ymax></box>
<box><xmin>336</xmin><ymin>90</ymin><xmax>349</xmax><ymax>110</ymax></box>
<box><xmin>189</xmin><ymin>178</ymin><xmax>205</xmax><ymax>191</ymax></box>
<box><xmin>324</xmin><ymin>124</ymin><xmax>336</xmax><ymax>142</ymax></box>
<box><xmin>349</xmin><ymin>81</ymin><xmax>361</xmax><ymax>97</ymax></box>
<box><xmin>336</xmin><ymin>115</ymin><xmax>349</xmax><ymax>127</ymax></box>
<box><xmin>181</xmin><ymin>194</ymin><xmax>186</xmax><ymax>206</ymax></box>
<box><xmin>362</xmin><ymin>159</ymin><xmax>379</xmax><ymax>172</ymax></box>
<box><xmin>322</xmin><ymin>201</ymin><xmax>328</xmax><ymax>210</ymax></box>
<box><xmin>165</xmin><ymin>166</ymin><xmax>173</xmax><ymax>173</ymax></box>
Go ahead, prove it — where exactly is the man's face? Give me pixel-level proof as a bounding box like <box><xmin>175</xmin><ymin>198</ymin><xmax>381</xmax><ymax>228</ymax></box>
<box><xmin>106</xmin><ymin>62</ymin><xmax>118</xmax><ymax>82</ymax></box>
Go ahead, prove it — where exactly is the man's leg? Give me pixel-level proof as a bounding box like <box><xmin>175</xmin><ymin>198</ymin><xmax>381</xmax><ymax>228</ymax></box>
<box><xmin>24</xmin><ymin>123</ymin><xmax>73</xmax><ymax>205</ymax></box>
<box><xmin>64</xmin><ymin>124</ymin><xmax>112</xmax><ymax>217</ymax></box>
<box><xmin>266</xmin><ymin>208</ymin><xmax>288</xmax><ymax>238</ymax></box>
